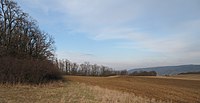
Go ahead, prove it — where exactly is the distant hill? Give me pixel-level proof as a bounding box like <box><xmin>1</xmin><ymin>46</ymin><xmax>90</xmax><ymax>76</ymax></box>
<box><xmin>128</xmin><ymin>65</ymin><xmax>200</xmax><ymax>76</ymax></box>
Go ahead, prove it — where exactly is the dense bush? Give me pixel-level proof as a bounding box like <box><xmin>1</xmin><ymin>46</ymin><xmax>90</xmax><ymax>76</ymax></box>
<box><xmin>0</xmin><ymin>57</ymin><xmax>62</xmax><ymax>84</ymax></box>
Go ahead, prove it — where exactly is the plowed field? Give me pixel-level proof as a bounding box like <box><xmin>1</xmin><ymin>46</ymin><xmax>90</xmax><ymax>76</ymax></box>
<box><xmin>66</xmin><ymin>75</ymin><xmax>200</xmax><ymax>103</ymax></box>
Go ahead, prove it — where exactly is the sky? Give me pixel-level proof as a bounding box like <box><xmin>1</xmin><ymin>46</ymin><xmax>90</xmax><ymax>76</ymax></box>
<box><xmin>16</xmin><ymin>0</ymin><xmax>200</xmax><ymax>70</ymax></box>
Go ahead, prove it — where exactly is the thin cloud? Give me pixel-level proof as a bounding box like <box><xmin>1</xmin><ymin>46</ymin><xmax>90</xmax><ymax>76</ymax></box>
<box><xmin>16</xmin><ymin>0</ymin><xmax>200</xmax><ymax>69</ymax></box>
<box><xmin>56</xmin><ymin>51</ymin><xmax>97</xmax><ymax>64</ymax></box>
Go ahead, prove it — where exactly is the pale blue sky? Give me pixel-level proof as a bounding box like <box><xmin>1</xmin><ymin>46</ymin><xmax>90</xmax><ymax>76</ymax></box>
<box><xmin>16</xmin><ymin>0</ymin><xmax>200</xmax><ymax>69</ymax></box>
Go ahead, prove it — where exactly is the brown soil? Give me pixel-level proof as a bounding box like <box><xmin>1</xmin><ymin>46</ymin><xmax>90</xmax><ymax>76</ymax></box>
<box><xmin>66</xmin><ymin>75</ymin><xmax>200</xmax><ymax>103</ymax></box>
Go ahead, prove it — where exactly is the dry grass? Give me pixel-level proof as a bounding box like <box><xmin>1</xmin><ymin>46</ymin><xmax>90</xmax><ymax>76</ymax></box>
<box><xmin>66</xmin><ymin>75</ymin><xmax>200</xmax><ymax>103</ymax></box>
<box><xmin>0</xmin><ymin>82</ymin><xmax>95</xmax><ymax>103</ymax></box>
<box><xmin>89</xmin><ymin>85</ymin><xmax>166</xmax><ymax>103</ymax></box>
<box><xmin>0</xmin><ymin>81</ymin><xmax>166</xmax><ymax>103</ymax></box>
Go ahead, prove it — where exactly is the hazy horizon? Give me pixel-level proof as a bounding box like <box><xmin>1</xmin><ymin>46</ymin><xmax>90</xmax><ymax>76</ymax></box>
<box><xmin>16</xmin><ymin>0</ymin><xmax>200</xmax><ymax>70</ymax></box>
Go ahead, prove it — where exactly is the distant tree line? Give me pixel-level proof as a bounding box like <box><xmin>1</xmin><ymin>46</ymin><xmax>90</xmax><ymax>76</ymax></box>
<box><xmin>129</xmin><ymin>71</ymin><xmax>157</xmax><ymax>76</ymax></box>
<box><xmin>0</xmin><ymin>0</ymin><xmax>61</xmax><ymax>84</ymax></box>
<box><xmin>55</xmin><ymin>59</ymin><xmax>128</xmax><ymax>76</ymax></box>
<box><xmin>178</xmin><ymin>71</ymin><xmax>200</xmax><ymax>75</ymax></box>
<box><xmin>55</xmin><ymin>59</ymin><xmax>157</xmax><ymax>76</ymax></box>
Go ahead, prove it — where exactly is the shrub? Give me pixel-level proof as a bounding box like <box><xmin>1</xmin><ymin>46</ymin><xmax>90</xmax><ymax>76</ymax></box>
<box><xmin>0</xmin><ymin>57</ymin><xmax>62</xmax><ymax>84</ymax></box>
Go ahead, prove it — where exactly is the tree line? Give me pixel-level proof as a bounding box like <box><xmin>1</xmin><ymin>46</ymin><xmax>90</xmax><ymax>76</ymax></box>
<box><xmin>55</xmin><ymin>59</ymin><xmax>157</xmax><ymax>76</ymax></box>
<box><xmin>129</xmin><ymin>71</ymin><xmax>157</xmax><ymax>76</ymax></box>
<box><xmin>55</xmin><ymin>59</ymin><xmax>128</xmax><ymax>76</ymax></box>
<box><xmin>178</xmin><ymin>71</ymin><xmax>200</xmax><ymax>75</ymax></box>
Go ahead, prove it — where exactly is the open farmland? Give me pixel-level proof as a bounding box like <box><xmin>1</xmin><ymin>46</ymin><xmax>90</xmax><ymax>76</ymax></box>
<box><xmin>66</xmin><ymin>75</ymin><xmax>200</xmax><ymax>103</ymax></box>
<box><xmin>0</xmin><ymin>82</ymin><xmax>165</xmax><ymax>103</ymax></box>
<box><xmin>0</xmin><ymin>75</ymin><xmax>199</xmax><ymax>103</ymax></box>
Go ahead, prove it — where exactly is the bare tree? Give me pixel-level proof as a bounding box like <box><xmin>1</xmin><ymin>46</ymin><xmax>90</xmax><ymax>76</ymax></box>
<box><xmin>55</xmin><ymin>59</ymin><xmax>129</xmax><ymax>77</ymax></box>
<box><xmin>0</xmin><ymin>0</ymin><xmax>55</xmax><ymax>59</ymax></box>
<box><xmin>91</xmin><ymin>64</ymin><xmax>100</xmax><ymax>76</ymax></box>
<box><xmin>65</xmin><ymin>59</ymin><xmax>71</xmax><ymax>75</ymax></box>
<box><xmin>71</xmin><ymin>63</ymin><xmax>78</xmax><ymax>75</ymax></box>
